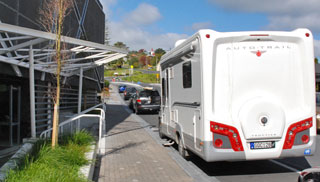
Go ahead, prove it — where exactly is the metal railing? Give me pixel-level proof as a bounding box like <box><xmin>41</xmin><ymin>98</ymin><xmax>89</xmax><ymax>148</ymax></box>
<box><xmin>40</xmin><ymin>103</ymin><xmax>106</xmax><ymax>147</ymax></box>
<box><xmin>35</xmin><ymin>83</ymin><xmax>98</xmax><ymax>135</ymax></box>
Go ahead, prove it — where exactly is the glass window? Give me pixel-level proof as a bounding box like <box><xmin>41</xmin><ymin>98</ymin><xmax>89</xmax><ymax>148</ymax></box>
<box><xmin>183</xmin><ymin>61</ymin><xmax>192</xmax><ymax>88</ymax></box>
<box><xmin>139</xmin><ymin>90</ymin><xmax>159</xmax><ymax>97</ymax></box>
<box><xmin>162</xmin><ymin>78</ymin><xmax>165</xmax><ymax>97</ymax></box>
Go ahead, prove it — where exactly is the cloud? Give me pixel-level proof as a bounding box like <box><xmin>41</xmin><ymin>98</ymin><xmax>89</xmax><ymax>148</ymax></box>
<box><xmin>99</xmin><ymin>0</ymin><xmax>117</xmax><ymax>16</ymax></box>
<box><xmin>209</xmin><ymin>0</ymin><xmax>320</xmax><ymax>57</ymax></box>
<box><xmin>315</xmin><ymin>40</ymin><xmax>320</xmax><ymax>58</ymax></box>
<box><xmin>107</xmin><ymin>3</ymin><xmax>187</xmax><ymax>51</ymax></box>
<box><xmin>109</xmin><ymin>21</ymin><xmax>188</xmax><ymax>51</ymax></box>
<box><xmin>209</xmin><ymin>0</ymin><xmax>320</xmax><ymax>33</ymax></box>
<box><xmin>185</xmin><ymin>22</ymin><xmax>214</xmax><ymax>32</ymax></box>
<box><xmin>266</xmin><ymin>13</ymin><xmax>320</xmax><ymax>32</ymax></box>
<box><xmin>124</xmin><ymin>3</ymin><xmax>162</xmax><ymax>26</ymax></box>
<box><xmin>209</xmin><ymin>0</ymin><xmax>320</xmax><ymax>15</ymax></box>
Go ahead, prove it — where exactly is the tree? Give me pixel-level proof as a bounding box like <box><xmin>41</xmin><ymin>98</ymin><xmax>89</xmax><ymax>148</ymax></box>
<box><xmin>138</xmin><ymin>49</ymin><xmax>145</xmax><ymax>53</ymax></box>
<box><xmin>133</xmin><ymin>62</ymin><xmax>140</xmax><ymax>68</ymax></box>
<box><xmin>155</xmin><ymin>48</ymin><xmax>166</xmax><ymax>55</ymax></box>
<box><xmin>139</xmin><ymin>55</ymin><xmax>150</xmax><ymax>66</ymax></box>
<box><xmin>39</xmin><ymin>0</ymin><xmax>73</xmax><ymax>148</ymax></box>
<box><xmin>114</xmin><ymin>42</ymin><xmax>128</xmax><ymax>50</ymax></box>
<box><xmin>116</xmin><ymin>58</ymin><xmax>125</xmax><ymax>68</ymax></box>
<box><xmin>128</xmin><ymin>56</ymin><xmax>138</xmax><ymax>65</ymax></box>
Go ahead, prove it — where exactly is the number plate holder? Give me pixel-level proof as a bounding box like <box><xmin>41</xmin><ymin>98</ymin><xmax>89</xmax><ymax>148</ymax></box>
<box><xmin>250</xmin><ymin>141</ymin><xmax>275</xmax><ymax>149</ymax></box>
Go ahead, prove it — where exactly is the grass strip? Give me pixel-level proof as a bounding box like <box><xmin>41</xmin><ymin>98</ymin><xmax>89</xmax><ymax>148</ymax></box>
<box><xmin>5</xmin><ymin>130</ymin><xmax>94</xmax><ymax>182</ymax></box>
<box><xmin>122</xmin><ymin>72</ymin><xmax>158</xmax><ymax>83</ymax></box>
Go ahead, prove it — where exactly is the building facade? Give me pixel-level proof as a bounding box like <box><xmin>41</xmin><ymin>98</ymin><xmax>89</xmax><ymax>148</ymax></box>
<box><xmin>0</xmin><ymin>0</ymin><xmax>107</xmax><ymax>147</ymax></box>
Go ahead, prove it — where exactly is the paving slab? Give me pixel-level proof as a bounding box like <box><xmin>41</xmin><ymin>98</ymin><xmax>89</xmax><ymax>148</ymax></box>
<box><xmin>96</xmin><ymin>85</ymin><xmax>193</xmax><ymax>182</ymax></box>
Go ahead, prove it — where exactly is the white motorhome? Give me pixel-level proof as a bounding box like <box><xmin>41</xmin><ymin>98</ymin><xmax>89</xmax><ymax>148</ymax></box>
<box><xmin>158</xmin><ymin>29</ymin><xmax>316</xmax><ymax>162</ymax></box>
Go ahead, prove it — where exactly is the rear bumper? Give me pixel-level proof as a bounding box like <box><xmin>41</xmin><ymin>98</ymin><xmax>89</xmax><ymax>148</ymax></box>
<box><xmin>137</xmin><ymin>105</ymin><xmax>160</xmax><ymax>111</ymax></box>
<box><xmin>202</xmin><ymin>136</ymin><xmax>316</xmax><ymax>162</ymax></box>
<box><xmin>202</xmin><ymin>141</ymin><xmax>246</xmax><ymax>162</ymax></box>
<box><xmin>279</xmin><ymin>136</ymin><xmax>317</xmax><ymax>158</ymax></box>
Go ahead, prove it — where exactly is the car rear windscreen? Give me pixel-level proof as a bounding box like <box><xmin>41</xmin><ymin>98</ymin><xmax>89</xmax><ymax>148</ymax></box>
<box><xmin>140</xmin><ymin>90</ymin><xmax>160</xmax><ymax>97</ymax></box>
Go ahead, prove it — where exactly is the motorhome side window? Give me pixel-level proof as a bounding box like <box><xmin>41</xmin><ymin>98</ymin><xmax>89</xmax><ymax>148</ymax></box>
<box><xmin>162</xmin><ymin>78</ymin><xmax>165</xmax><ymax>98</ymax></box>
<box><xmin>183</xmin><ymin>61</ymin><xmax>192</xmax><ymax>88</ymax></box>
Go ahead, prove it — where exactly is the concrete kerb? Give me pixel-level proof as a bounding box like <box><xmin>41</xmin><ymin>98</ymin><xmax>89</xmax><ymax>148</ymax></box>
<box><xmin>0</xmin><ymin>138</ymin><xmax>38</xmax><ymax>182</ymax></box>
<box><xmin>80</xmin><ymin>109</ymin><xmax>103</xmax><ymax>181</ymax></box>
<box><xmin>80</xmin><ymin>142</ymin><xmax>98</xmax><ymax>181</ymax></box>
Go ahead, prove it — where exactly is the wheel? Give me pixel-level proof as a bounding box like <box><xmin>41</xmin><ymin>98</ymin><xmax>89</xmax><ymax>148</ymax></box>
<box><xmin>178</xmin><ymin>136</ymin><xmax>189</xmax><ymax>159</ymax></box>
<box><xmin>158</xmin><ymin>121</ymin><xmax>165</xmax><ymax>139</ymax></box>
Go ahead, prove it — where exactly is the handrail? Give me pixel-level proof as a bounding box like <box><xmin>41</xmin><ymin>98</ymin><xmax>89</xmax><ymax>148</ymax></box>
<box><xmin>40</xmin><ymin>103</ymin><xmax>106</xmax><ymax>147</ymax></box>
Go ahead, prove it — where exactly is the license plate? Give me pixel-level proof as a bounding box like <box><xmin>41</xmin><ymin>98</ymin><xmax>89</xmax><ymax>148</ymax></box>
<box><xmin>250</xmin><ymin>141</ymin><xmax>275</xmax><ymax>149</ymax></box>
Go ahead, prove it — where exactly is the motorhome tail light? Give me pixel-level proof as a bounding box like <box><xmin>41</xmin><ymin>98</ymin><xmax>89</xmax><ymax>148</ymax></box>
<box><xmin>206</xmin><ymin>34</ymin><xmax>210</xmax><ymax>38</ymax></box>
<box><xmin>283</xmin><ymin>117</ymin><xmax>313</xmax><ymax>149</ymax></box>
<box><xmin>210</xmin><ymin>121</ymin><xmax>244</xmax><ymax>151</ymax></box>
<box><xmin>305</xmin><ymin>33</ymin><xmax>310</xmax><ymax>37</ymax></box>
<box><xmin>124</xmin><ymin>91</ymin><xmax>127</xmax><ymax>95</ymax></box>
<box><xmin>137</xmin><ymin>99</ymin><xmax>141</xmax><ymax>104</ymax></box>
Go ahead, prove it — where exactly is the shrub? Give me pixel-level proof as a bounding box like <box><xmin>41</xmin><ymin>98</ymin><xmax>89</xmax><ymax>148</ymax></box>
<box><xmin>5</xmin><ymin>131</ymin><xmax>94</xmax><ymax>182</ymax></box>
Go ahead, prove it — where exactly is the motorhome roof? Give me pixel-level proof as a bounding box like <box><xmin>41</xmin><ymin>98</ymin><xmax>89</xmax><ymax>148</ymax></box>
<box><xmin>159</xmin><ymin>29</ymin><xmax>312</xmax><ymax>68</ymax></box>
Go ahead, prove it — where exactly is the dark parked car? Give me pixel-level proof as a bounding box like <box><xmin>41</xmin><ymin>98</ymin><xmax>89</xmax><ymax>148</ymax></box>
<box><xmin>118</xmin><ymin>85</ymin><xmax>126</xmax><ymax>93</ymax></box>
<box><xmin>123</xmin><ymin>87</ymin><xmax>137</xmax><ymax>100</ymax></box>
<box><xmin>298</xmin><ymin>166</ymin><xmax>320</xmax><ymax>182</ymax></box>
<box><xmin>131</xmin><ymin>89</ymin><xmax>160</xmax><ymax>114</ymax></box>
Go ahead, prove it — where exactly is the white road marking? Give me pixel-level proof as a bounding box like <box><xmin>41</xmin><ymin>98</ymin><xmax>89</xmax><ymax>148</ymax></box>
<box><xmin>270</xmin><ymin>159</ymin><xmax>300</xmax><ymax>173</ymax></box>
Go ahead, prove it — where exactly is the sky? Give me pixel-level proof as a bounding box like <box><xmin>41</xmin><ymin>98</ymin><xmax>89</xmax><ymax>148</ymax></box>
<box><xmin>100</xmin><ymin>0</ymin><xmax>320</xmax><ymax>57</ymax></box>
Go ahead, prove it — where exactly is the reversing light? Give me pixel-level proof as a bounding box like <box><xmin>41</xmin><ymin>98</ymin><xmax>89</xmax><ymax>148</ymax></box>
<box><xmin>283</xmin><ymin>117</ymin><xmax>313</xmax><ymax>149</ymax></box>
<box><xmin>210</xmin><ymin>121</ymin><xmax>244</xmax><ymax>151</ymax></box>
<box><xmin>233</xmin><ymin>133</ymin><xmax>237</xmax><ymax>138</ymax></box>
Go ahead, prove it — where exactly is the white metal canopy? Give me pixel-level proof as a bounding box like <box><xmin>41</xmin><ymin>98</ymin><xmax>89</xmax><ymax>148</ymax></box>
<box><xmin>0</xmin><ymin>22</ymin><xmax>128</xmax><ymax>138</ymax></box>
<box><xmin>0</xmin><ymin>22</ymin><xmax>128</xmax><ymax>77</ymax></box>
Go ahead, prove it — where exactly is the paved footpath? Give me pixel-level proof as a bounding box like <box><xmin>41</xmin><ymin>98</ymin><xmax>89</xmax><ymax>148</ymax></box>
<box><xmin>97</xmin><ymin>85</ymin><xmax>193</xmax><ymax>182</ymax></box>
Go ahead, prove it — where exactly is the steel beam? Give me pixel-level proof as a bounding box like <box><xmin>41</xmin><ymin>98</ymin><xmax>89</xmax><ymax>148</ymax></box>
<box><xmin>0</xmin><ymin>23</ymin><xmax>128</xmax><ymax>54</ymax></box>
<box><xmin>77</xmin><ymin>67</ymin><xmax>83</xmax><ymax>131</ymax></box>
<box><xmin>29</xmin><ymin>45</ymin><xmax>36</xmax><ymax>138</ymax></box>
<box><xmin>0</xmin><ymin>38</ymin><xmax>46</xmax><ymax>55</ymax></box>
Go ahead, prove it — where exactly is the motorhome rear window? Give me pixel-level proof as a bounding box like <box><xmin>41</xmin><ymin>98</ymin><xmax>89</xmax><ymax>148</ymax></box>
<box><xmin>183</xmin><ymin>61</ymin><xmax>192</xmax><ymax>88</ymax></box>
